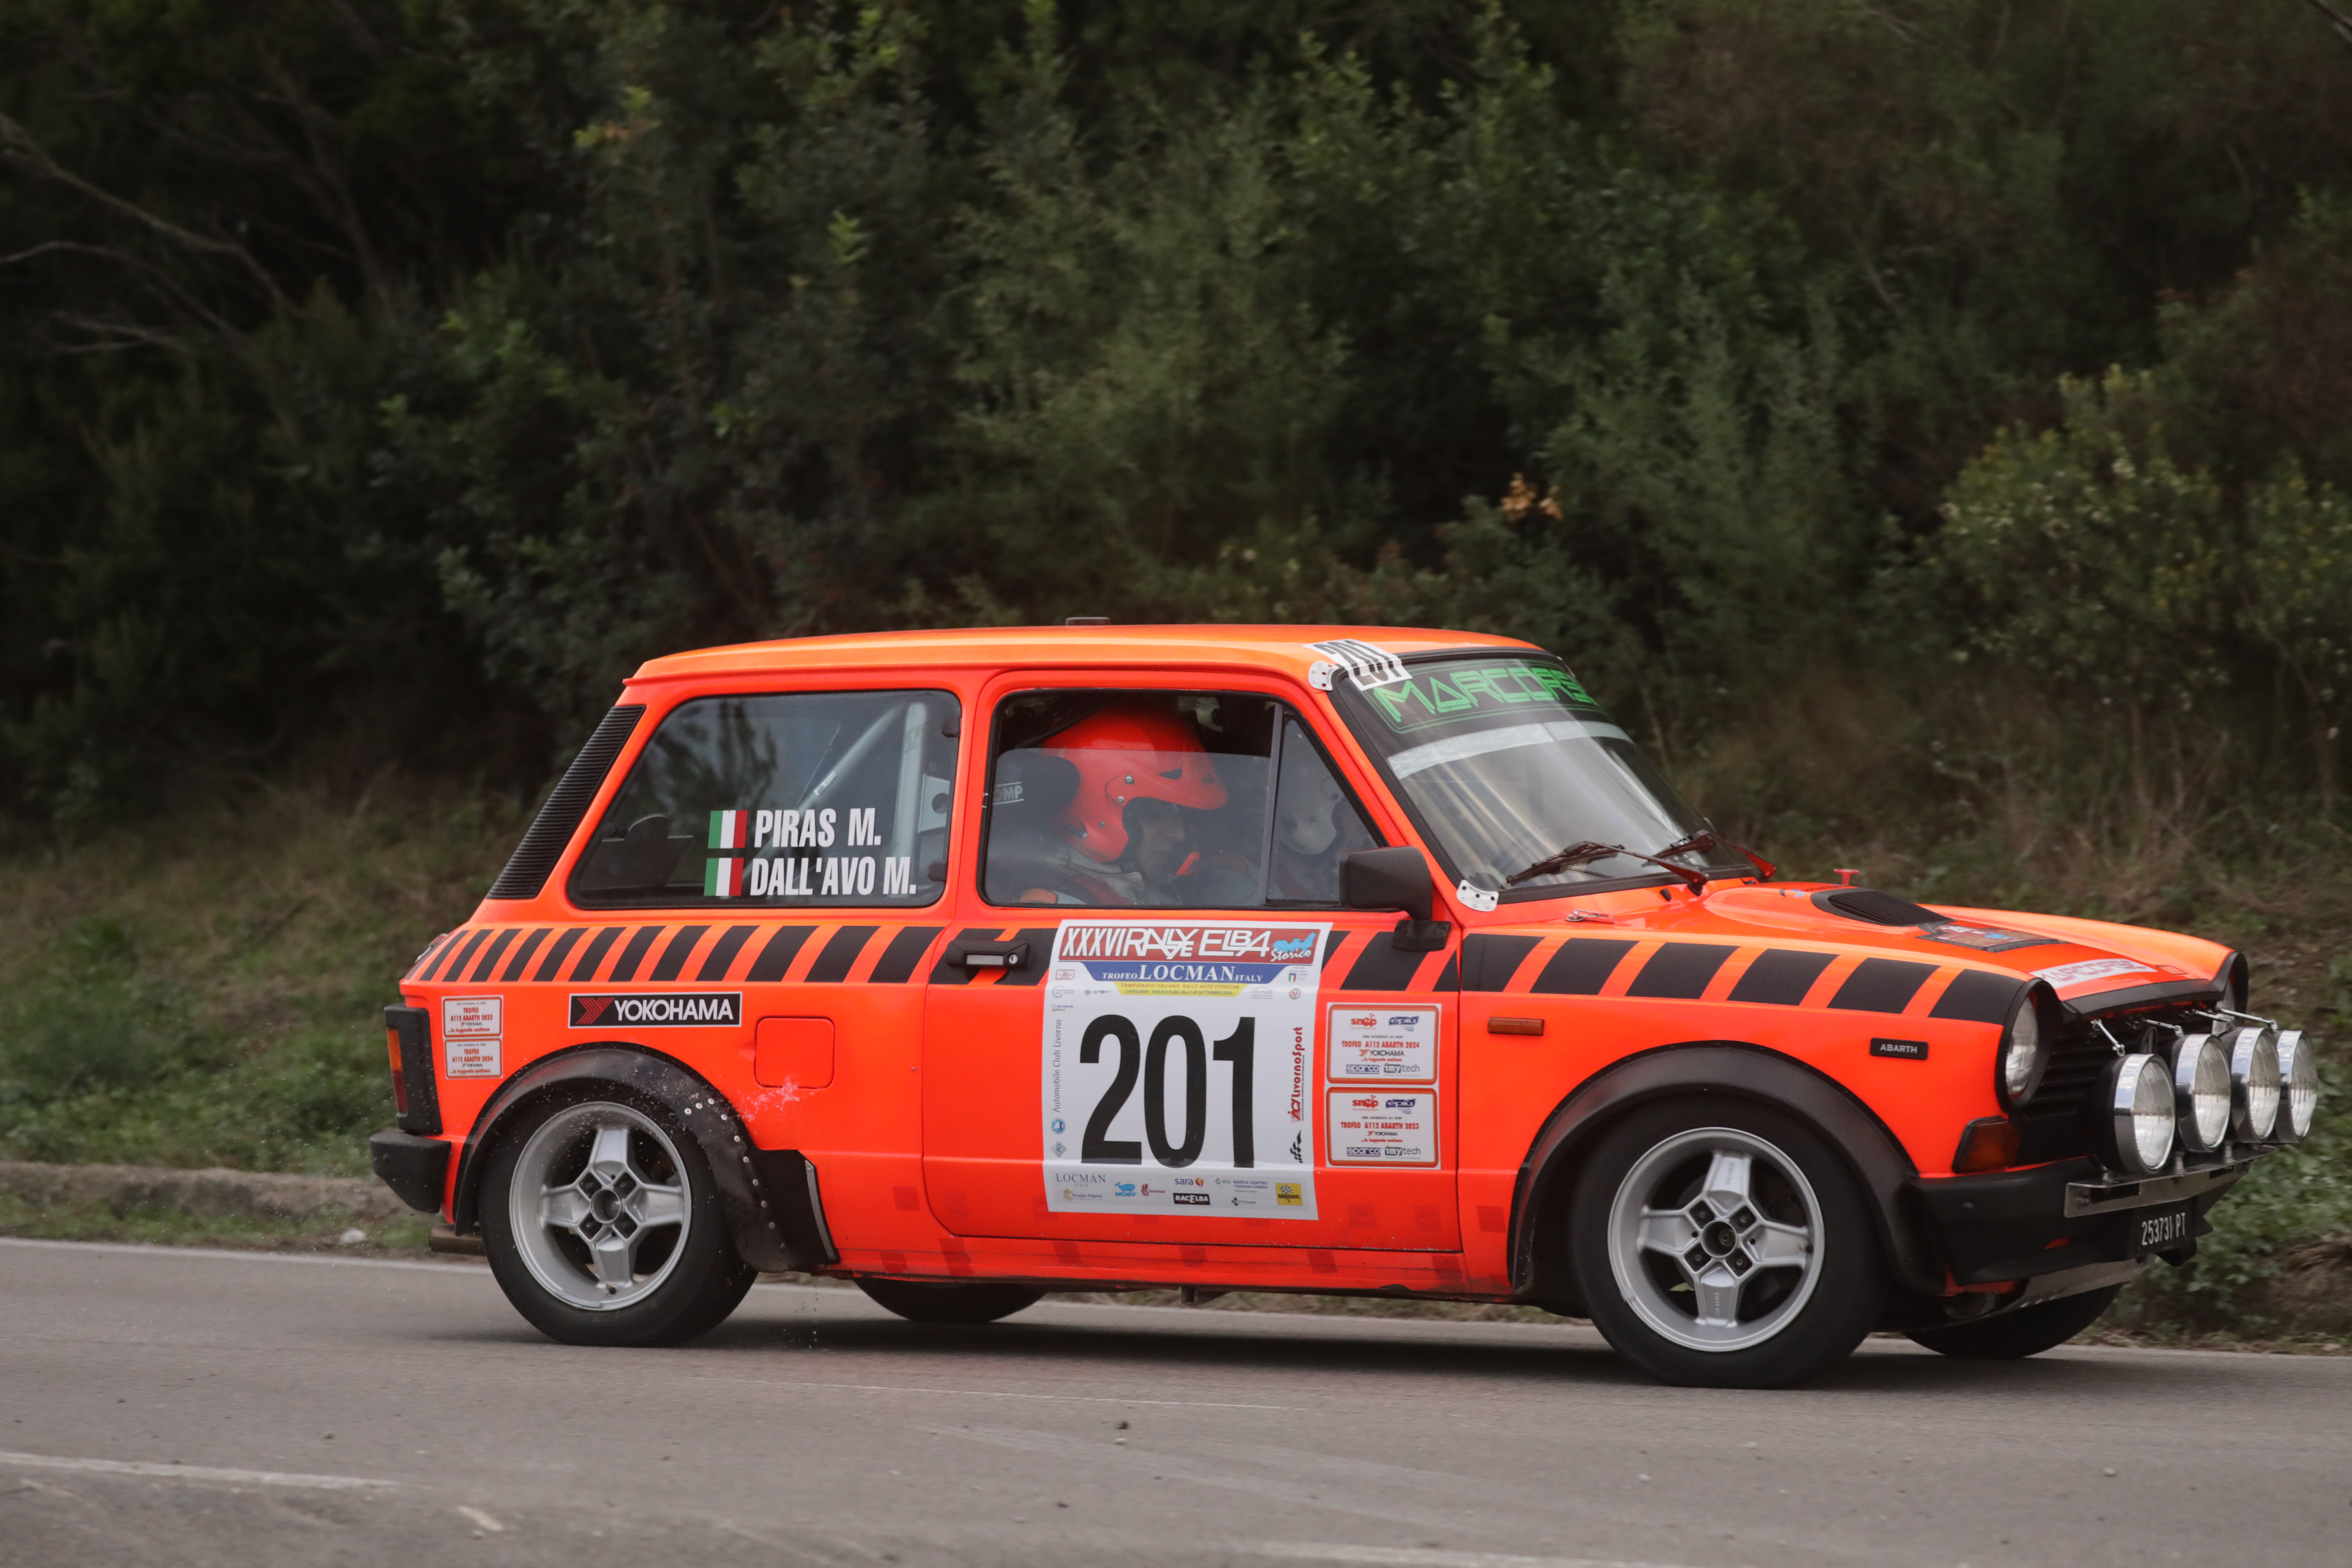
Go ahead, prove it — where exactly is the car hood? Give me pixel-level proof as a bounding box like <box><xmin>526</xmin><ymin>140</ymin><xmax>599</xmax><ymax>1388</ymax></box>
<box><xmin>1506</xmin><ymin>883</ymin><xmax>2234</xmax><ymax>1016</ymax></box>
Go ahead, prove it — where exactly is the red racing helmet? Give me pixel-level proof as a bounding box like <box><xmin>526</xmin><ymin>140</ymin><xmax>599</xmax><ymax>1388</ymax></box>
<box><xmin>1044</xmin><ymin>701</ymin><xmax>1228</xmax><ymax>862</ymax></box>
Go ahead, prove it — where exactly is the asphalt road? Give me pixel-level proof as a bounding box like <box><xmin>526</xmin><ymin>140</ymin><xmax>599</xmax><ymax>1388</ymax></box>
<box><xmin>2</xmin><ymin>1239</ymin><xmax>2345</xmax><ymax>1568</ymax></box>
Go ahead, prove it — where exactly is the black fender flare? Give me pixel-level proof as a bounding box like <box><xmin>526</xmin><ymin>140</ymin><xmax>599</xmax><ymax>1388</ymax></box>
<box><xmin>1508</xmin><ymin>1042</ymin><xmax>1943</xmax><ymax>1307</ymax></box>
<box><xmin>449</xmin><ymin>1043</ymin><xmax>835</xmax><ymax>1274</ymax></box>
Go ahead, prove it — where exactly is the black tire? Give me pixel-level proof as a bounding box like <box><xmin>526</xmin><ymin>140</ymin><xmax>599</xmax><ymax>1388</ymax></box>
<box><xmin>855</xmin><ymin>1278</ymin><xmax>1045</xmax><ymax>1324</ymax></box>
<box><xmin>1571</xmin><ymin>1098</ymin><xmax>1884</xmax><ymax>1388</ymax></box>
<box><xmin>1904</xmin><ymin>1284</ymin><xmax>2123</xmax><ymax>1360</ymax></box>
<box><xmin>481</xmin><ymin>1088</ymin><xmax>756</xmax><ymax>1347</ymax></box>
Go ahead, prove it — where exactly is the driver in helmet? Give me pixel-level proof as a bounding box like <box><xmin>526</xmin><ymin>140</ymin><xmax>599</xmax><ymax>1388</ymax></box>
<box><xmin>1014</xmin><ymin>701</ymin><xmax>1250</xmax><ymax>906</ymax></box>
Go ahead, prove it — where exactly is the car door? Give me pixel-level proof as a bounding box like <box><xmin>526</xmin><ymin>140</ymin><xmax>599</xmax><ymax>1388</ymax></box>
<box><xmin>921</xmin><ymin>680</ymin><xmax>1461</xmax><ymax>1253</ymax></box>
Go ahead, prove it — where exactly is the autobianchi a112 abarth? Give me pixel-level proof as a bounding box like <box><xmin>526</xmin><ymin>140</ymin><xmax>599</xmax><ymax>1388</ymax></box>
<box><xmin>370</xmin><ymin>625</ymin><xmax>2318</xmax><ymax>1387</ymax></box>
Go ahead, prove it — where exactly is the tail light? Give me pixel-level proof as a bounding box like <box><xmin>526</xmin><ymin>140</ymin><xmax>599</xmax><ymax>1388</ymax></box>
<box><xmin>386</xmin><ymin>1028</ymin><xmax>410</xmax><ymax>1116</ymax></box>
<box><xmin>384</xmin><ymin>1005</ymin><xmax>441</xmax><ymax>1135</ymax></box>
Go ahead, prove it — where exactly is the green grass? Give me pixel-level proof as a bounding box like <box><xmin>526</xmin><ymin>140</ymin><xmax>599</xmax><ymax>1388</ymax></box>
<box><xmin>0</xmin><ymin>1187</ymin><xmax>436</xmax><ymax>1254</ymax></box>
<box><xmin>0</xmin><ymin>781</ymin><xmax>519</xmax><ymax>1175</ymax></box>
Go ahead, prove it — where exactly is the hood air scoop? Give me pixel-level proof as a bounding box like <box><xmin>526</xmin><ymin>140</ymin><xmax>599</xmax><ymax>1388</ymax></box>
<box><xmin>1812</xmin><ymin>888</ymin><xmax>1940</xmax><ymax>926</ymax></box>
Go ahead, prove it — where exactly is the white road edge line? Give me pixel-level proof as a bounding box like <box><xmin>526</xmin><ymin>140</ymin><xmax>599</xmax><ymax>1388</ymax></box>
<box><xmin>0</xmin><ymin>1236</ymin><xmax>478</xmax><ymax>1274</ymax></box>
<box><xmin>0</xmin><ymin>1450</ymin><xmax>396</xmax><ymax>1491</ymax></box>
<box><xmin>697</xmin><ymin>1376</ymin><xmax>1289</xmax><ymax>1410</ymax></box>
<box><xmin>1249</xmin><ymin>1546</ymin><xmax>1708</xmax><ymax>1568</ymax></box>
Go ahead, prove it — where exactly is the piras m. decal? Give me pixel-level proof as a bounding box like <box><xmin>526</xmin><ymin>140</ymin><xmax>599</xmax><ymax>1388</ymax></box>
<box><xmin>569</xmin><ymin>992</ymin><xmax>743</xmax><ymax>1028</ymax></box>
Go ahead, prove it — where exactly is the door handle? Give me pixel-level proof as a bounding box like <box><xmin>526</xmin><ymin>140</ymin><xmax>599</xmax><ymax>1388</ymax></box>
<box><xmin>948</xmin><ymin>939</ymin><xmax>1032</xmax><ymax>972</ymax></box>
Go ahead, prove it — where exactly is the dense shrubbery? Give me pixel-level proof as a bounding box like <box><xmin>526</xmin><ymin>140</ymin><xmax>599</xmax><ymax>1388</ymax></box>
<box><xmin>2</xmin><ymin>0</ymin><xmax>2347</xmax><ymax>830</ymax></box>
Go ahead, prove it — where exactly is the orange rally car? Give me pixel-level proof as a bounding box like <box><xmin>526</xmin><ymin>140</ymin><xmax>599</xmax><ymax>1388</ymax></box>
<box><xmin>369</xmin><ymin>626</ymin><xmax>2318</xmax><ymax>1387</ymax></box>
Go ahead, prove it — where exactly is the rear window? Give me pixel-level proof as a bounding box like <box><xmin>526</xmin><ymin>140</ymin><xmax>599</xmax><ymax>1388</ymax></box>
<box><xmin>568</xmin><ymin>690</ymin><xmax>959</xmax><ymax>908</ymax></box>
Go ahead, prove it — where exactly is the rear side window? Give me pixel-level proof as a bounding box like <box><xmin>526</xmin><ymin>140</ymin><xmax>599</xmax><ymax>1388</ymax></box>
<box><xmin>569</xmin><ymin>690</ymin><xmax>959</xmax><ymax>908</ymax></box>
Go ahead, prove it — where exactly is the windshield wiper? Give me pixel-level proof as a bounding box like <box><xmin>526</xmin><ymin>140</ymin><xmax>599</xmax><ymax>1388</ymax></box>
<box><xmin>1653</xmin><ymin>829</ymin><xmax>1777</xmax><ymax>881</ymax></box>
<box><xmin>1504</xmin><ymin>840</ymin><xmax>1707</xmax><ymax>895</ymax></box>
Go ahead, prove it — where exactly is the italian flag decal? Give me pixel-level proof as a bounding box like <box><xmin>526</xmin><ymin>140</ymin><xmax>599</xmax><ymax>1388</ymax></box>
<box><xmin>708</xmin><ymin>810</ymin><xmax>749</xmax><ymax>849</ymax></box>
<box><xmin>705</xmin><ymin>856</ymin><xmax>744</xmax><ymax>897</ymax></box>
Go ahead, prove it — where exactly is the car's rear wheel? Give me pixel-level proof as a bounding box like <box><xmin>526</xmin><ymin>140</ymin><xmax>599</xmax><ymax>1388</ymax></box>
<box><xmin>855</xmin><ymin>1278</ymin><xmax>1045</xmax><ymax>1324</ymax></box>
<box><xmin>482</xmin><ymin>1091</ymin><xmax>755</xmax><ymax>1346</ymax></box>
<box><xmin>1904</xmin><ymin>1284</ymin><xmax>2124</xmax><ymax>1360</ymax></box>
<box><xmin>1572</xmin><ymin>1099</ymin><xmax>1882</xmax><ymax>1388</ymax></box>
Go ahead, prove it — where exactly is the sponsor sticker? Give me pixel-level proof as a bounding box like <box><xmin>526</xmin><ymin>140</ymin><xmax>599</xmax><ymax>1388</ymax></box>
<box><xmin>1357</xmin><ymin>658</ymin><xmax>1600</xmax><ymax>732</ymax></box>
<box><xmin>442</xmin><ymin>996</ymin><xmax>502</xmax><ymax>1038</ymax></box>
<box><xmin>2032</xmin><ymin>957</ymin><xmax>2160</xmax><ymax>990</ymax></box>
<box><xmin>1325</xmin><ymin>1087</ymin><xmax>1439</xmax><ymax>1166</ymax></box>
<box><xmin>1328</xmin><ymin>1004</ymin><xmax>1437</xmax><ymax>1083</ymax></box>
<box><xmin>446</xmin><ymin>1037</ymin><xmax>502</xmax><ymax>1078</ymax></box>
<box><xmin>1041</xmin><ymin>921</ymin><xmax>1328</xmax><ymax>1219</ymax></box>
<box><xmin>570</xmin><ymin>992</ymin><xmax>743</xmax><ymax>1028</ymax></box>
<box><xmin>1914</xmin><ymin>921</ymin><xmax>2054</xmax><ymax>953</ymax></box>
<box><xmin>1306</xmin><ymin>638</ymin><xmax>1410</xmax><ymax>691</ymax></box>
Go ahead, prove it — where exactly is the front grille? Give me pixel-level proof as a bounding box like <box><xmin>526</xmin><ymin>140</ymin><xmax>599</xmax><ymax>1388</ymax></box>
<box><xmin>2011</xmin><ymin>1001</ymin><xmax>2222</xmax><ymax>1165</ymax></box>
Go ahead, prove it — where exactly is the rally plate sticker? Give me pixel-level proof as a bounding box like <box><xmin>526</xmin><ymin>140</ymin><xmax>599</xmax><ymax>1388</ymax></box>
<box><xmin>1326</xmin><ymin>1088</ymin><xmax>1438</xmax><ymax>1166</ymax></box>
<box><xmin>1042</xmin><ymin>922</ymin><xmax>1328</xmax><ymax>1219</ymax></box>
<box><xmin>1328</xmin><ymin>1004</ymin><xmax>1437</xmax><ymax>1082</ymax></box>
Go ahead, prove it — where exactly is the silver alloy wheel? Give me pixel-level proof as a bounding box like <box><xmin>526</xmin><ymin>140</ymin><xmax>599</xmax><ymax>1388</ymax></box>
<box><xmin>508</xmin><ymin>1102</ymin><xmax>692</xmax><ymax>1312</ymax></box>
<box><xmin>1605</xmin><ymin>1126</ymin><xmax>1825</xmax><ymax>1352</ymax></box>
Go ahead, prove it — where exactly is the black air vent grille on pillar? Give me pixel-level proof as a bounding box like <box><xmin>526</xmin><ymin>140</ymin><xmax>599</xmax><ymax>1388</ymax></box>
<box><xmin>486</xmin><ymin>705</ymin><xmax>647</xmax><ymax>900</ymax></box>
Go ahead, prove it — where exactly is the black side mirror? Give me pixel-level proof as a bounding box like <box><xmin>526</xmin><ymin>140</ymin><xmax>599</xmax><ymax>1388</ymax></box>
<box><xmin>1341</xmin><ymin>847</ymin><xmax>1451</xmax><ymax>953</ymax></box>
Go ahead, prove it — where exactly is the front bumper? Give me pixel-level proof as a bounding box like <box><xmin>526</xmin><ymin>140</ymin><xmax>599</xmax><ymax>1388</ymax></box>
<box><xmin>369</xmin><ymin>1128</ymin><xmax>452</xmax><ymax>1214</ymax></box>
<box><xmin>1914</xmin><ymin>1157</ymin><xmax>2246</xmax><ymax>1286</ymax></box>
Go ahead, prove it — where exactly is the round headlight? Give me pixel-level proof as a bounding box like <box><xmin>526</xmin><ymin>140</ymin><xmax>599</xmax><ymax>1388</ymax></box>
<box><xmin>2171</xmin><ymin>1033</ymin><xmax>2231</xmax><ymax>1152</ymax></box>
<box><xmin>2228</xmin><ymin>1025</ymin><xmax>2281</xmax><ymax>1142</ymax></box>
<box><xmin>2273</xmin><ymin>1030</ymin><xmax>2318</xmax><ymax>1144</ymax></box>
<box><xmin>1997</xmin><ymin>993</ymin><xmax>2046</xmax><ymax>1108</ymax></box>
<box><xmin>2107</xmin><ymin>1052</ymin><xmax>2176</xmax><ymax>1176</ymax></box>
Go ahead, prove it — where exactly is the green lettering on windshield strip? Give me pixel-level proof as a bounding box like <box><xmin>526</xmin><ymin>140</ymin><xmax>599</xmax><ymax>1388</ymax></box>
<box><xmin>1370</xmin><ymin>662</ymin><xmax>1600</xmax><ymax>731</ymax></box>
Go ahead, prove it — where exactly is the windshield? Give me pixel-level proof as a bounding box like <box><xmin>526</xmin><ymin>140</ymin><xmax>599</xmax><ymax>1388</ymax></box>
<box><xmin>1330</xmin><ymin>654</ymin><xmax>1745</xmax><ymax>898</ymax></box>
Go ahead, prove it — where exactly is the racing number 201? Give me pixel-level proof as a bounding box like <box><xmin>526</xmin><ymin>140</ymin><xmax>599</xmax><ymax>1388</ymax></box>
<box><xmin>1079</xmin><ymin>1014</ymin><xmax>1255</xmax><ymax>1167</ymax></box>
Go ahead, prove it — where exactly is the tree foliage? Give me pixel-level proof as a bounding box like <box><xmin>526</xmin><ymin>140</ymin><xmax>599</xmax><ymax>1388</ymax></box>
<box><xmin>2</xmin><ymin>0</ymin><xmax>2348</xmax><ymax>822</ymax></box>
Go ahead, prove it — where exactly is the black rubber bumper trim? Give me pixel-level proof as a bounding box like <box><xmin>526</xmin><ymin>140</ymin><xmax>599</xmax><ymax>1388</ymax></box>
<box><xmin>369</xmin><ymin>1128</ymin><xmax>451</xmax><ymax>1214</ymax></box>
<box><xmin>1912</xmin><ymin>1158</ymin><xmax>2237</xmax><ymax>1284</ymax></box>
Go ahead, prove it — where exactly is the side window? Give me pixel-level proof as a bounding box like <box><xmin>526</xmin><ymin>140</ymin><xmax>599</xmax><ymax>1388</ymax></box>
<box><xmin>981</xmin><ymin>691</ymin><xmax>1377</xmax><ymax>909</ymax></box>
<box><xmin>569</xmin><ymin>690</ymin><xmax>958</xmax><ymax>908</ymax></box>
<box><xmin>1268</xmin><ymin>717</ymin><xmax>1379</xmax><ymax>903</ymax></box>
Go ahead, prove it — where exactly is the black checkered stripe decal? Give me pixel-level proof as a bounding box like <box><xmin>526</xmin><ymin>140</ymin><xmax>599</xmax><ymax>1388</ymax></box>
<box><xmin>1458</xmin><ymin>933</ymin><xmax>2017</xmax><ymax>1022</ymax></box>
<box><xmin>407</xmin><ymin>922</ymin><xmax>946</xmax><ymax>987</ymax></box>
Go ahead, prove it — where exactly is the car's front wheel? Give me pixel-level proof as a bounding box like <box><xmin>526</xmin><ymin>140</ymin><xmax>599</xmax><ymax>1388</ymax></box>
<box><xmin>481</xmin><ymin>1091</ymin><xmax>755</xmax><ymax>1346</ymax></box>
<box><xmin>1571</xmin><ymin>1100</ymin><xmax>1883</xmax><ymax>1388</ymax></box>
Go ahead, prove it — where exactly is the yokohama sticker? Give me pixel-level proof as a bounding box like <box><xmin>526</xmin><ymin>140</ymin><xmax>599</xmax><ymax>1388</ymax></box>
<box><xmin>1041</xmin><ymin>922</ymin><xmax>1328</xmax><ymax>1219</ymax></box>
<box><xmin>569</xmin><ymin>992</ymin><xmax>743</xmax><ymax>1027</ymax></box>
